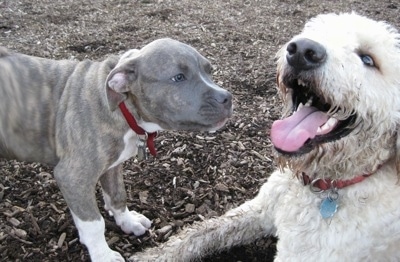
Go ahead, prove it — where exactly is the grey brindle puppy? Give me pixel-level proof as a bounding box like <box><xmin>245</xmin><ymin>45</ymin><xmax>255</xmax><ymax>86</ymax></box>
<box><xmin>0</xmin><ymin>38</ymin><xmax>232</xmax><ymax>261</ymax></box>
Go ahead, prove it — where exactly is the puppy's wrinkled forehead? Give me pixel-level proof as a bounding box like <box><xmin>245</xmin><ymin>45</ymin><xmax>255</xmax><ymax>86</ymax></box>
<box><xmin>140</xmin><ymin>38</ymin><xmax>207</xmax><ymax>72</ymax></box>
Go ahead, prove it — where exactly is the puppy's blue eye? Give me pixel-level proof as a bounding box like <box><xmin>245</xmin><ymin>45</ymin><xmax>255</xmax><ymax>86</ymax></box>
<box><xmin>171</xmin><ymin>74</ymin><xmax>186</xmax><ymax>82</ymax></box>
<box><xmin>360</xmin><ymin>55</ymin><xmax>374</xmax><ymax>67</ymax></box>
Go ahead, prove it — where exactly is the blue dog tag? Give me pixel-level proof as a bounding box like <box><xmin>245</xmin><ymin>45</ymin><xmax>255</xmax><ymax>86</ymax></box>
<box><xmin>320</xmin><ymin>197</ymin><xmax>338</xmax><ymax>219</ymax></box>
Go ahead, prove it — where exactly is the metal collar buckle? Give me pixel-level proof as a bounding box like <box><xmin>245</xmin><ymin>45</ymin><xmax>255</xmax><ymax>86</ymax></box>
<box><xmin>309</xmin><ymin>178</ymin><xmax>338</xmax><ymax>194</ymax></box>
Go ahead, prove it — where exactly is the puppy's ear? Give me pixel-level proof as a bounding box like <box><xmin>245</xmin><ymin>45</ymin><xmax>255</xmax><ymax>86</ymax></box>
<box><xmin>105</xmin><ymin>71</ymin><xmax>130</xmax><ymax>111</ymax></box>
<box><xmin>105</xmin><ymin>60</ymin><xmax>138</xmax><ymax>111</ymax></box>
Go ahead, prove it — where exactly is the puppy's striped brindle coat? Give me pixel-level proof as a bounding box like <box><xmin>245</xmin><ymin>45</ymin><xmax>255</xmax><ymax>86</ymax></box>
<box><xmin>0</xmin><ymin>38</ymin><xmax>232</xmax><ymax>261</ymax></box>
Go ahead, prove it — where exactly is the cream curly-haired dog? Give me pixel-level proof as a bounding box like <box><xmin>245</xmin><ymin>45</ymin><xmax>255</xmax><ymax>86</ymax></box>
<box><xmin>130</xmin><ymin>13</ymin><xmax>400</xmax><ymax>261</ymax></box>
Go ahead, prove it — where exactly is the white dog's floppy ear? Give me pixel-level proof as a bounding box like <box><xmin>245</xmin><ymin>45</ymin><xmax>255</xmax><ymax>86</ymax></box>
<box><xmin>105</xmin><ymin>52</ymin><xmax>140</xmax><ymax>111</ymax></box>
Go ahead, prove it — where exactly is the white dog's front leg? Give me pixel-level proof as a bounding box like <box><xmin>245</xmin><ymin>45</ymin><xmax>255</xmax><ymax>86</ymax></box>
<box><xmin>129</xmin><ymin>174</ymin><xmax>284</xmax><ymax>262</ymax></box>
<box><xmin>103</xmin><ymin>192</ymin><xmax>152</xmax><ymax>235</ymax></box>
<box><xmin>129</xmin><ymin>190</ymin><xmax>273</xmax><ymax>262</ymax></box>
<box><xmin>71</xmin><ymin>211</ymin><xmax>125</xmax><ymax>262</ymax></box>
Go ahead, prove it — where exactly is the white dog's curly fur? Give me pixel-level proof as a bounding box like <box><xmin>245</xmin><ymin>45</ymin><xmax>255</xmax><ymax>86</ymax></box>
<box><xmin>130</xmin><ymin>13</ymin><xmax>400</xmax><ymax>262</ymax></box>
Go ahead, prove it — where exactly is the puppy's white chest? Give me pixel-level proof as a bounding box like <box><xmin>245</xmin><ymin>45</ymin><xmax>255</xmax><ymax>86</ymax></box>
<box><xmin>108</xmin><ymin>130</ymin><xmax>137</xmax><ymax>169</ymax></box>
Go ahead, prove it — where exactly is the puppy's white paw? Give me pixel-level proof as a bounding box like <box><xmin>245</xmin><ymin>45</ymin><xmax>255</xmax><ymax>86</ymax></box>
<box><xmin>115</xmin><ymin>208</ymin><xmax>152</xmax><ymax>236</ymax></box>
<box><xmin>71</xmin><ymin>213</ymin><xmax>125</xmax><ymax>262</ymax></box>
<box><xmin>102</xmin><ymin>193</ymin><xmax>151</xmax><ymax>235</ymax></box>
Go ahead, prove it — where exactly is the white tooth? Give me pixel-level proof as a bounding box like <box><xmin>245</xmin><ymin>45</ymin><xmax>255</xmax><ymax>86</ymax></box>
<box><xmin>327</xmin><ymin>117</ymin><xmax>339</xmax><ymax>127</ymax></box>
<box><xmin>317</xmin><ymin>117</ymin><xmax>339</xmax><ymax>135</ymax></box>
<box><xmin>297</xmin><ymin>79</ymin><xmax>306</xmax><ymax>86</ymax></box>
<box><xmin>305</xmin><ymin>97</ymin><xmax>313</xmax><ymax>107</ymax></box>
<box><xmin>297</xmin><ymin>102</ymin><xmax>304</xmax><ymax>111</ymax></box>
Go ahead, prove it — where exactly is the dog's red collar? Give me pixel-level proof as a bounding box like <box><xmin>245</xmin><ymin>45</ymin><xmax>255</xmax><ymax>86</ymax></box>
<box><xmin>118</xmin><ymin>102</ymin><xmax>157</xmax><ymax>157</ymax></box>
<box><xmin>301</xmin><ymin>173</ymin><xmax>371</xmax><ymax>191</ymax></box>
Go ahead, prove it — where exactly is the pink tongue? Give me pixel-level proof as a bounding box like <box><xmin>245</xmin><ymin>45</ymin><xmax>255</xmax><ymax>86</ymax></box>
<box><xmin>271</xmin><ymin>107</ymin><xmax>329</xmax><ymax>152</ymax></box>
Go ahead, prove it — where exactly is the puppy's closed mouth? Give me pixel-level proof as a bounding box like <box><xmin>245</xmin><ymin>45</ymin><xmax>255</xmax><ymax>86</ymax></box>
<box><xmin>271</xmin><ymin>76</ymin><xmax>357</xmax><ymax>155</ymax></box>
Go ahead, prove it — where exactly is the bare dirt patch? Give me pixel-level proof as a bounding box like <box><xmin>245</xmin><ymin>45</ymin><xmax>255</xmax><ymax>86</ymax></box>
<box><xmin>0</xmin><ymin>0</ymin><xmax>399</xmax><ymax>261</ymax></box>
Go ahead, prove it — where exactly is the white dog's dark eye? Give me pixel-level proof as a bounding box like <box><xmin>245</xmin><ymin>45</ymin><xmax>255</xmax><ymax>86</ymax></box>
<box><xmin>360</xmin><ymin>55</ymin><xmax>375</xmax><ymax>67</ymax></box>
<box><xmin>171</xmin><ymin>73</ymin><xmax>186</xmax><ymax>82</ymax></box>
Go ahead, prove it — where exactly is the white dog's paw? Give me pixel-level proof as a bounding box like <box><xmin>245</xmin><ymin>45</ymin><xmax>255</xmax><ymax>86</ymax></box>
<box><xmin>129</xmin><ymin>238</ymin><xmax>184</xmax><ymax>262</ymax></box>
<box><xmin>115</xmin><ymin>208</ymin><xmax>152</xmax><ymax>236</ymax></box>
<box><xmin>129</xmin><ymin>252</ymin><xmax>169</xmax><ymax>262</ymax></box>
<box><xmin>91</xmin><ymin>248</ymin><xmax>125</xmax><ymax>262</ymax></box>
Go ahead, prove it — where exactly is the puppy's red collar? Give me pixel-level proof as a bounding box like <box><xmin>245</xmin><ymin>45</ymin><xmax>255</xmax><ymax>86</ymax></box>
<box><xmin>301</xmin><ymin>173</ymin><xmax>371</xmax><ymax>191</ymax></box>
<box><xmin>118</xmin><ymin>102</ymin><xmax>157</xmax><ymax>157</ymax></box>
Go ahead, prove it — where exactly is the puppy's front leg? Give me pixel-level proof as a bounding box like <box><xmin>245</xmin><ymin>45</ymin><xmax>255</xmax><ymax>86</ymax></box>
<box><xmin>100</xmin><ymin>165</ymin><xmax>152</xmax><ymax>235</ymax></box>
<box><xmin>54</xmin><ymin>161</ymin><xmax>124</xmax><ymax>262</ymax></box>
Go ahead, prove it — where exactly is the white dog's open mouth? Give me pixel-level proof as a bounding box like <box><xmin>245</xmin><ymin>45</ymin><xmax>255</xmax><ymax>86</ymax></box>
<box><xmin>271</xmin><ymin>77</ymin><xmax>357</xmax><ymax>154</ymax></box>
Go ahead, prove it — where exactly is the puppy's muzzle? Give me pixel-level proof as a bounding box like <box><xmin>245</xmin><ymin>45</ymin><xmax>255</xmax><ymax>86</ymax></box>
<box><xmin>214</xmin><ymin>90</ymin><xmax>233</xmax><ymax>111</ymax></box>
<box><xmin>286</xmin><ymin>38</ymin><xmax>327</xmax><ymax>70</ymax></box>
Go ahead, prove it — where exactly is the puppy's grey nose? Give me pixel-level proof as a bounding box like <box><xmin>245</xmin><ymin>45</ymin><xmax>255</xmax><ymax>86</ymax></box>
<box><xmin>215</xmin><ymin>91</ymin><xmax>232</xmax><ymax>109</ymax></box>
<box><xmin>286</xmin><ymin>38</ymin><xmax>326</xmax><ymax>70</ymax></box>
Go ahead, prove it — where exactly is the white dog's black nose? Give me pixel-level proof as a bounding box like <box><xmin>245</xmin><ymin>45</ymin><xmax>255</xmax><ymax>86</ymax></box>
<box><xmin>286</xmin><ymin>38</ymin><xmax>326</xmax><ymax>70</ymax></box>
